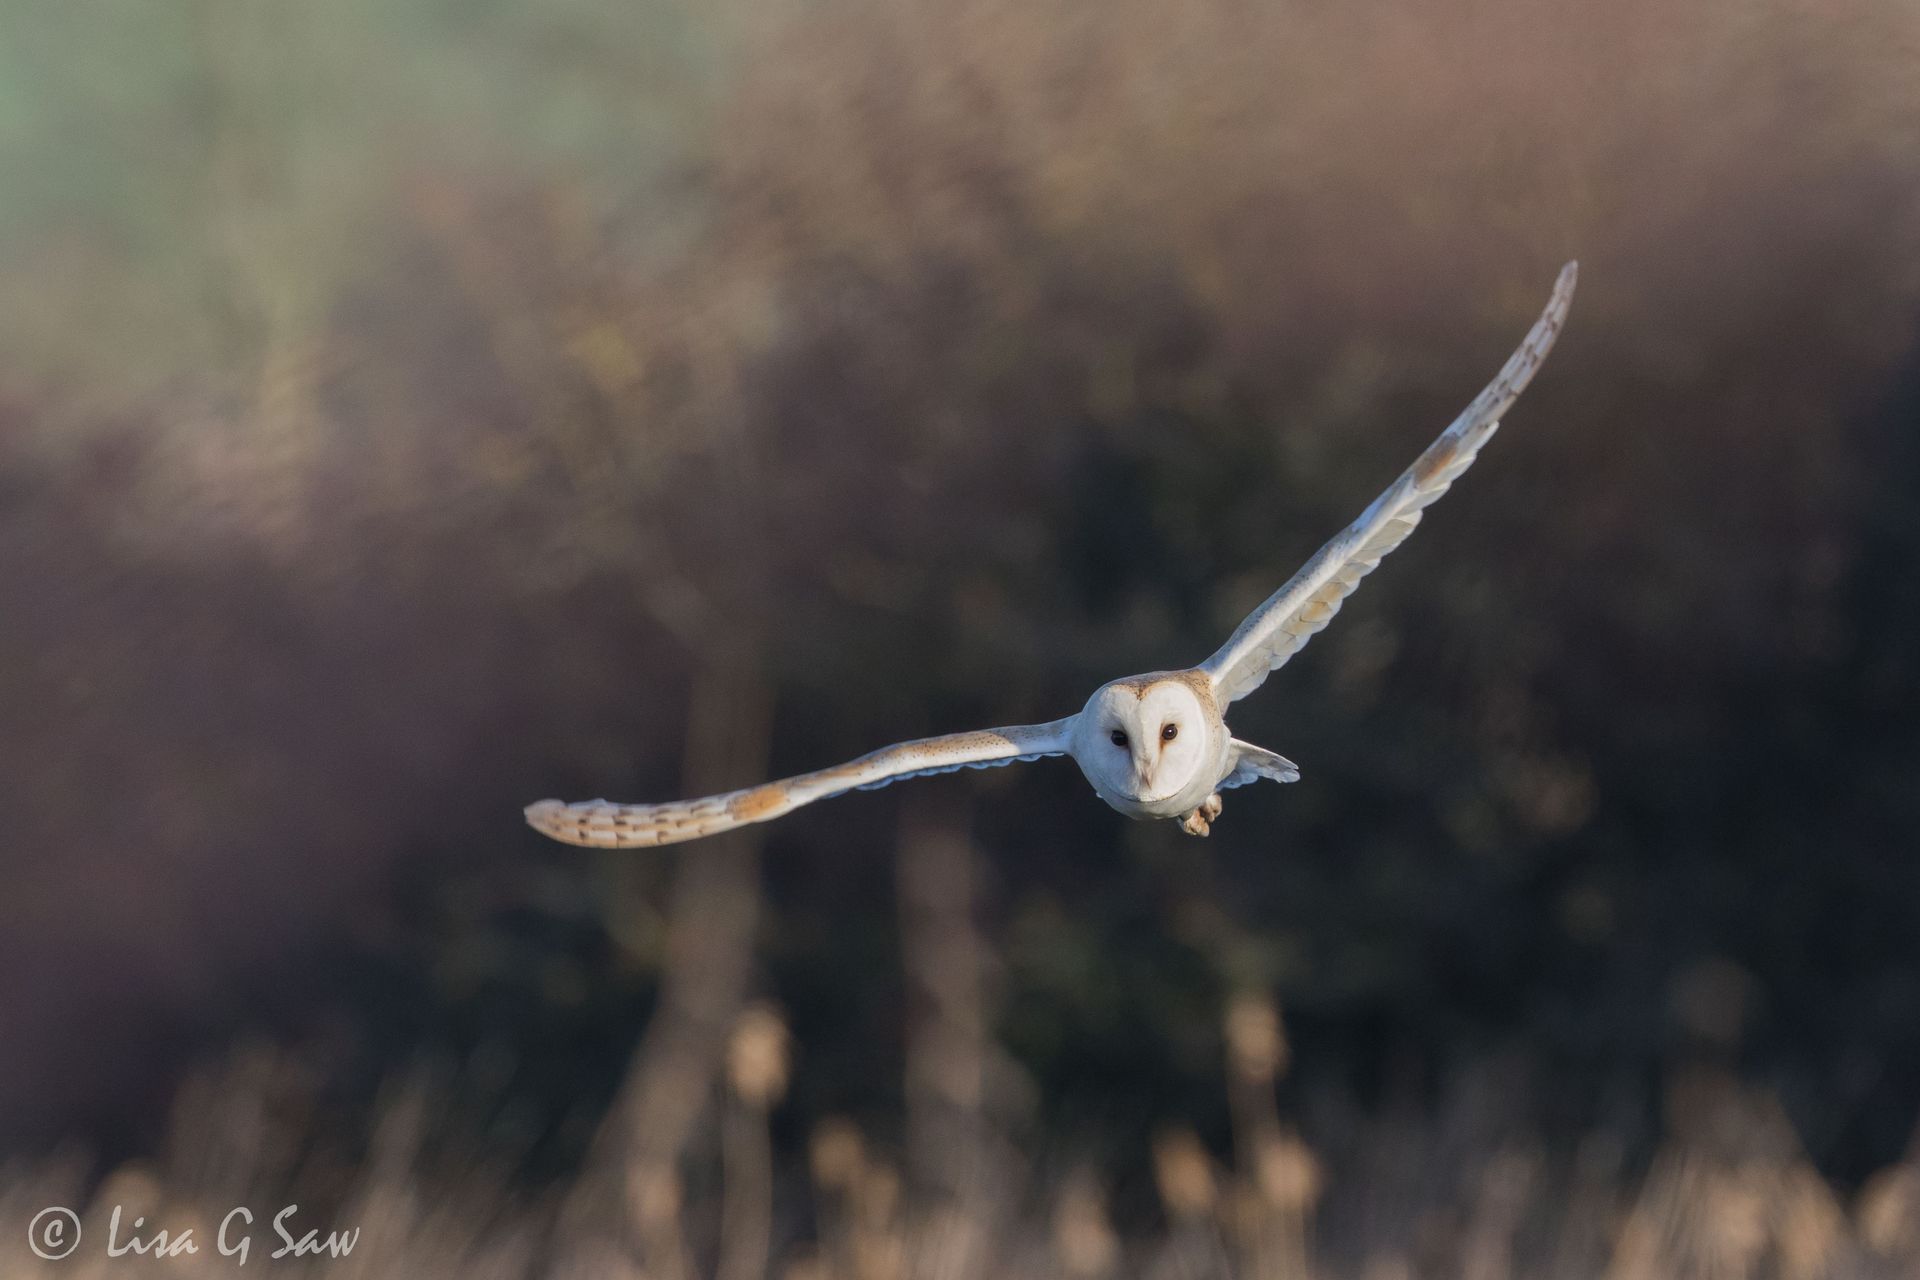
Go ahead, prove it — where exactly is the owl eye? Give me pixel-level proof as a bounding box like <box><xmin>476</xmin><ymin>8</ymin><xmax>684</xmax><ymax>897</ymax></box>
<box><xmin>1109</xmin><ymin>729</ymin><xmax>1129</xmax><ymax>748</ymax></box>
<box><xmin>1161</xmin><ymin>723</ymin><xmax>1179</xmax><ymax>742</ymax></box>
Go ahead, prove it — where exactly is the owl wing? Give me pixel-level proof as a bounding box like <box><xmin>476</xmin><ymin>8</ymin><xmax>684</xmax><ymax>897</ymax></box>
<box><xmin>1199</xmin><ymin>262</ymin><xmax>1577</xmax><ymax>706</ymax></box>
<box><xmin>1217</xmin><ymin>739</ymin><xmax>1302</xmax><ymax>790</ymax></box>
<box><xmin>526</xmin><ymin>718</ymin><xmax>1076</xmax><ymax>848</ymax></box>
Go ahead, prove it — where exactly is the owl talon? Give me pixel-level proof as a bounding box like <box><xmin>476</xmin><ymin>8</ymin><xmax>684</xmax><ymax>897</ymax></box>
<box><xmin>1201</xmin><ymin>792</ymin><xmax>1223</xmax><ymax>823</ymax></box>
<box><xmin>1180</xmin><ymin>809</ymin><xmax>1212</xmax><ymax>837</ymax></box>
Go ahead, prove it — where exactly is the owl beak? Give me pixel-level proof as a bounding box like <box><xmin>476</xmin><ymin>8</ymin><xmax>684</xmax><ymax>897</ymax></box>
<box><xmin>1134</xmin><ymin>766</ymin><xmax>1153</xmax><ymax>792</ymax></box>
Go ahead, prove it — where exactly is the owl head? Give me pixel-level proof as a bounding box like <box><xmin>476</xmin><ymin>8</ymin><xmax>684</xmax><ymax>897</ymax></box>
<box><xmin>1071</xmin><ymin>675</ymin><xmax>1214</xmax><ymax>805</ymax></box>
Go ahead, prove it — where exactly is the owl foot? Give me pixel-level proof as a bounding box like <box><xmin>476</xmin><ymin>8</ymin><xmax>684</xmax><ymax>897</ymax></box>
<box><xmin>1179</xmin><ymin>793</ymin><xmax>1224</xmax><ymax>837</ymax></box>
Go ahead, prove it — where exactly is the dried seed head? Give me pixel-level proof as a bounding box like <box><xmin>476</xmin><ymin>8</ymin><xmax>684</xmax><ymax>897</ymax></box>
<box><xmin>728</xmin><ymin>1001</ymin><xmax>791</xmax><ymax>1106</ymax></box>
<box><xmin>94</xmin><ymin>1164</ymin><xmax>166</xmax><ymax>1220</ymax></box>
<box><xmin>1778</xmin><ymin>1171</ymin><xmax>1844</xmax><ymax>1278</ymax></box>
<box><xmin>1052</xmin><ymin>1171</ymin><xmax>1120</xmax><ymax>1277</ymax></box>
<box><xmin>627</xmin><ymin>1164</ymin><xmax>682</xmax><ymax>1228</ymax></box>
<box><xmin>1224</xmin><ymin>993</ymin><xmax>1288</xmax><ymax>1085</ymax></box>
<box><xmin>811</xmin><ymin>1116</ymin><xmax>866</xmax><ymax>1191</ymax></box>
<box><xmin>1857</xmin><ymin>1166</ymin><xmax>1919</xmax><ymax>1255</ymax></box>
<box><xmin>1255</xmin><ymin>1132</ymin><xmax>1323</xmax><ymax>1213</ymax></box>
<box><xmin>1703</xmin><ymin>1174</ymin><xmax>1767</xmax><ymax>1270</ymax></box>
<box><xmin>1152</xmin><ymin>1127</ymin><xmax>1218</xmax><ymax>1219</ymax></box>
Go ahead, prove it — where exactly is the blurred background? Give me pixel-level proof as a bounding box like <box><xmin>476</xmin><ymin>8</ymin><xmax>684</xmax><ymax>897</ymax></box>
<box><xmin>3</xmin><ymin>0</ymin><xmax>1920</xmax><ymax>1275</ymax></box>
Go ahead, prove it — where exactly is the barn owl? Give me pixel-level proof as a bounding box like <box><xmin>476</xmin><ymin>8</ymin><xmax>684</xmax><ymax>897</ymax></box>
<box><xmin>527</xmin><ymin>262</ymin><xmax>1577</xmax><ymax>847</ymax></box>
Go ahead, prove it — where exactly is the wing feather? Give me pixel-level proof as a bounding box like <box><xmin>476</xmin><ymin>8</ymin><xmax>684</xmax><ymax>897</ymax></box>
<box><xmin>1200</xmin><ymin>262</ymin><xmax>1577</xmax><ymax>705</ymax></box>
<box><xmin>526</xmin><ymin>718</ymin><xmax>1075</xmax><ymax>848</ymax></box>
<box><xmin>1217</xmin><ymin>739</ymin><xmax>1302</xmax><ymax>790</ymax></box>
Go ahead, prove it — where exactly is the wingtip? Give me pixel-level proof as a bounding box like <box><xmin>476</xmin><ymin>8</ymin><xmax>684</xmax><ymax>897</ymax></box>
<box><xmin>1557</xmin><ymin>260</ymin><xmax>1579</xmax><ymax>291</ymax></box>
<box><xmin>525</xmin><ymin>798</ymin><xmax>570</xmax><ymax>829</ymax></box>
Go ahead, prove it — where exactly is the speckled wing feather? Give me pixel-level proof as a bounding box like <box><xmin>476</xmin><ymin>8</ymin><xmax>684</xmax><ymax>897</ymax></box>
<box><xmin>1199</xmin><ymin>262</ymin><xmax>1577</xmax><ymax>706</ymax></box>
<box><xmin>525</xmin><ymin>719</ymin><xmax>1075</xmax><ymax>848</ymax></box>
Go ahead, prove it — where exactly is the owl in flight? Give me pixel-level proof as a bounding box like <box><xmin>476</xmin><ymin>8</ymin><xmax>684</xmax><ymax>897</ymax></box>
<box><xmin>527</xmin><ymin>263</ymin><xmax>1577</xmax><ymax>847</ymax></box>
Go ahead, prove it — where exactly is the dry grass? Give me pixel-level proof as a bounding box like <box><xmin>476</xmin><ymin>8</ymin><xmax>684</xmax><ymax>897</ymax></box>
<box><xmin>3</xmin><ymin>806</ymin><xmax>1916</xmax><ymax>1278</ymax></box>
<box><xmin>2</xmin><ymin>1001</ymin><xmax>1916</xmax><ymax>1279</ymax></box>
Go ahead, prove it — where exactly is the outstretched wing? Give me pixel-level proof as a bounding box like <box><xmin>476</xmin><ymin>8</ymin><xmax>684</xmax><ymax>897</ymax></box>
<box><xmin>526</xmin><ymin>718</ymin><xmax>1075</xmax><ymax>848</ymax></box>
<box><xmin>1199</xmin><ymin>262</ymin><xmax>1577</xmax><ymax>705</ymax></box>
<box><xmin>1217</xmin><ymin>739</ymin><xmax>1301</xmax><ymax>790</ymax></box>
